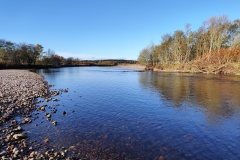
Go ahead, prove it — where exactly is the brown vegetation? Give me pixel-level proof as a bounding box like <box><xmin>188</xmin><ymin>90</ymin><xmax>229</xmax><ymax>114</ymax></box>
<box><xmin>138</xmin><ymin>16</ymin><xmax>240</xmax><ymax>75</ymax></box>
<box><xmin>193</xmin><ymin>48</ymin><xmax>240</xmax><ymax>74</ymax></box>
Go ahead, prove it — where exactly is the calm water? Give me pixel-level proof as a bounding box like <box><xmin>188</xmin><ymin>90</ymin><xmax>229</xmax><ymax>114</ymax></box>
<box><xmin>25</xmin><ymin>67</ymin><xmax>240</xmax><ymax>159</ymax></box>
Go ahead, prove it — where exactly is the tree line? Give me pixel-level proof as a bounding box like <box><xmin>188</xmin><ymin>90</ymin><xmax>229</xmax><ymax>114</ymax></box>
<box><xmin>138</xmin><ymin>16</ymin><xmax>240</xmax><ymax>73</ymax></box>
<box><xmin>0</xmin><ymin>40</ymin><xmax>136</xmax><ymax>68</ymax></box>
<box><xmin>0</xmin><ymin>39</ymin><xmax>85</xmax><ymax>67</ymax></box>
<box><xmin>0</xmin><ymin>39</ymin><xmax>83</xmax><ymax>68</ymax></box>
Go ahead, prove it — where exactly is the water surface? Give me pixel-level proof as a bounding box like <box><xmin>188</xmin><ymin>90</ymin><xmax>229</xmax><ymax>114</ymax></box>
<box><xmin>25</xmin><ymin>67</ymin><xmax>240</xmax><ymax>159</ymax></box>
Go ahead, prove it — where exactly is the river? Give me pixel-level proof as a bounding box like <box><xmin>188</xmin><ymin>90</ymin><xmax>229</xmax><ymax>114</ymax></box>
<box><xmin>24</xmin><ymin>67</ymin><xmax>240</xmax><ymax>159</ymax></box>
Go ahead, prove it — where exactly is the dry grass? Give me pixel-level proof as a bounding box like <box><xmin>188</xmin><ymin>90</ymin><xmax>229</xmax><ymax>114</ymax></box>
<box><xmin>116</xmin><ymin>63</ymin><xmax>145</xmax><ymax>71</ymax></box>
<box><xmin>193</xmin><ymin>48</ymin><xmax>240</xmax><ymax>74</ymax></box>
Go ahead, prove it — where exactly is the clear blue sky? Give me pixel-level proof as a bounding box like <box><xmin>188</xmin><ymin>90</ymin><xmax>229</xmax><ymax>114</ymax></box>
<box><xmin>1</xmin><ymin>0</ymin><xmax>240</xmax><ymax>60</ymax></box>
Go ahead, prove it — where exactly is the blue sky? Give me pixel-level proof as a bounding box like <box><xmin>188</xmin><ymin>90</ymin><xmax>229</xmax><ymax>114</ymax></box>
<box><xmin>1</xmin><ymin>0</ymin><xmax>240</xmax><ymax>60</ymax></box>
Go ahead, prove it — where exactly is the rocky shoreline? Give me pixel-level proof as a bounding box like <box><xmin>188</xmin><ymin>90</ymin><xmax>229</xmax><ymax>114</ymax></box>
<box><xmin>0</xmin><ymin>70</ymin><xmax>71</xmax><ymax>159</ymax></box>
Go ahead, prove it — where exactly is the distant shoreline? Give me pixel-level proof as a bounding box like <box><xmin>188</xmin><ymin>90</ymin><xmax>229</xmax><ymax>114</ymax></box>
<box><xmin>1</xmin><ymin>63</ymin><xmax>239</xmax><ymax>76</ymax></box>
<box><xmin>0</xmin><ymin>60</ymin><xmax>137</xmax><ymax>70</ymax></box>
<box><xmin>0</xmin><ymin>64</ymin><xmax>118</xmax><ymax>70</ymax></box>
<box><xmin>115</xmin><ymin>64</ymin><xmax>146</xmax><ymax>71</ymax></box>
<box><xmin>116</xmin><ymin>63</ymin><xmax>240</xmax><ymax>76</ymax></box>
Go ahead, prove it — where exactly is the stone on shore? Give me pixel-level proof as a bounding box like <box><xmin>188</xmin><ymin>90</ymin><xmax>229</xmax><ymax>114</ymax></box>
<box><xmin>0</xmin><ymin>70</ymin><xmax>72</xmax><ymax>159</ymax></box>
<box><xmin>13</xmin><ymin>134</ymin><xmax>27</xmax><ymax>140</ymax></box>
<box><xmin>0</xmin><ymin>70</ymin><xmax>50</xmax><ymax>124</ymax></box>
<box><xmin>52</xmin><ymin>121</ymin><xmax>57</xmax><ymax>126</ymax></box>
<box><xmin>0</xmin><ymin>70</ymin><xmax>51</xmax><ymax>159</ymax></box>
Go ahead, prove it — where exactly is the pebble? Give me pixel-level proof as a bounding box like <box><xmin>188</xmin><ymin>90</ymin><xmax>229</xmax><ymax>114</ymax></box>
<box><xmin>13</xmin><ymin>126</ymin><xmax>22</xmax><ymax>132</ymax></box>
<box><xmin>0</xmin><ymin>151</ymin><xmax>7</xmax><ymax>156</ymax></box>
<box><xmin>52</xmin><ymin>121</ymin><xmax>57</xmax><ymax>126</ymax></box>
<box><xmin>44</xmin><ymin>138</ymin><xmax>49</xmax><ymax>143</ymax></box>
<box><xmin>11</xmin><ymin>120</ymin><xmax>17</xmax><ymax>126</ymax></box>
<box><xmin>0</xmin><ymin>70</ymin><xmax>51</xmax><ymax>159</ymax></box>
<box><xmin>0</xmin><ymin>70</ymin><xmax>72</xmax><ymax>159</ymax></box>
<box><xmin>40</xmin><ymin>106</ymin><xmax>45</xmax><ymax>111</ymax></box>
<box><xmin>46</xmin><ymin>113</ymin><xmax>51</xmax><ymax>118</ymax></box>
<box><xmin>13</xmin><ymin>134</ymin><xmax>26</xmax><ymax>140</ymax></box>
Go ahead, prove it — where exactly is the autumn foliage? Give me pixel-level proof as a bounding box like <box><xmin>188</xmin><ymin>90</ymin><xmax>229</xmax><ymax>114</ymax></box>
<box><xmin>193</xmin><ymin>48</ymin><xmax>240</xmax><ymax>74</ymax></box>
<box><xmin>195</xmin><ymin>48</ymin><xmax>240</xmax><ymax>66</ymax></box>
<box><xmin>138</xmin><ymin>16</ymin><xmax>240</xmax><ymax>74</ymax></box>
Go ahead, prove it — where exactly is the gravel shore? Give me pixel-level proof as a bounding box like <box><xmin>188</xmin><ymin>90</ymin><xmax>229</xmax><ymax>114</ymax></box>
<box><xmin>0</xmin><ymin>70</ymin><xmax>69</xmax><ymax>159</ymax></box>
<box><xmin>0</xmin><ymin>70</ymin><xmax>49</xmax><ymax>124</ymax></box>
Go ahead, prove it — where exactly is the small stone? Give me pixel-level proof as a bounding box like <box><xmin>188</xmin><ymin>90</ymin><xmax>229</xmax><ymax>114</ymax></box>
<box><xmin>13</xmin><ymin>126</ymin><xmax>22</xmax><ymax>132</ymax></box>
<box><xmin>44</xmin><ymin>138</ymin><xmax>49</xmax><ymax>143</ymax></box>
<box><xmin>69</xmin><ymin>146</ymin><xmax>76</xmax><ymax>150</ymax></box>
<box><xmin>52</xmin><ymin>121</ymin><xmax>57</xmax><ymax>126</ymax></box>
<box><xmin>6</xmin><ymin>134</ymin><xmax>12</xmax><ymax>142</ymax></box>
<box><xmin>22</xmin><ymin>117</ymin><xmax>32</xmax><ymax>124</ymax></box>
<box><xmin>0</xmin><ymin>151</ymin><xmax>7</xmax><ymax>156</ymax></box>
<box><xmin>40</xmin><ymin>106</ymin><xmax>45</xmax><ymax>111</ymax></box>
<box><xmin>11</xmin><ymin>120</ymin><xmax>17</xmax><ymax>126</ymax></box>
<box><xmin>47</xmin><ymin>113</ymin><xmax>51</xmax><ymax>118</ymax></box>
<box><xmin>52</xmin><ymin>109</ymin><xmax>57</xmax><ymax>113</ymax></box>
<box><xmin>13</xmin><ymin>133</ymin><xmax>27</xmax><ymax>140</ymax></box>
<box><xmin>62</xmin><ymin>111</ymin><xmax>66</xmax><ymax>115</ymax></box>
<box><xmin>1</xmin><ymin>156</ymin><xmax>8</xmax><ymax>160</ymax></box>
<box><xmin>54</xmin><ymin>152</ymin><xmax>58</xmax><ymax>157</ymax></box>
<box><xmin>13</xmin><ymin>147</ymin><xmax>19</xmax><ymax>155</ymax></box>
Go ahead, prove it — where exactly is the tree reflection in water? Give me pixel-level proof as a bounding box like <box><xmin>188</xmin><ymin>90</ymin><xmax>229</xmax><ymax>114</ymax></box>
<box><xmin>139</xmin><ymin>71</ymin><xmax>240</xmax><ymax>120</ymax></box>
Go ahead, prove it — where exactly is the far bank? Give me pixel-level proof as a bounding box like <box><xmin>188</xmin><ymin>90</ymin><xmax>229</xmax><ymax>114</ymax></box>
<box><xmin>117</xmin><ymin>63</ymin><xmax>240</xmax><ymax>75</ymax></box>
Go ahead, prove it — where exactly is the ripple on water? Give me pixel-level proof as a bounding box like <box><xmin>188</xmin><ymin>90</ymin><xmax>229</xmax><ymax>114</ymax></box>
<box><xmin>23</xmin><ymin>67</ymin><xmax>240</xmax><ymax>159</ymax></box>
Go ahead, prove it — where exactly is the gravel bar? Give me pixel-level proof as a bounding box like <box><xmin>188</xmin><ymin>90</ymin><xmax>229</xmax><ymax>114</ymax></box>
<box><xmin>0</xmin><ymin>70</ymin><xmax>70</xmax><ymax>159</ymax></box>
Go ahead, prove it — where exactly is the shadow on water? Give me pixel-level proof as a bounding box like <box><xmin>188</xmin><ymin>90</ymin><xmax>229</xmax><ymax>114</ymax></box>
<box><xmin>31</xmin><ymin>68</ymin><xmax>61</xmax><ymax>79</ymax></box>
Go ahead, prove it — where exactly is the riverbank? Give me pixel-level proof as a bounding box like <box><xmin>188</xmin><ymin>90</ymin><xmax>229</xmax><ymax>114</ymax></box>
<box><xmin>0</xmin><ymin>70</ymin><xmax>70</xmax><ymax>159</ymax></box>
<box><xmin>116</xmin><ymin>63</ymin><xmax>240</xmax><ymax>75</ymax></box>
<box><xmin>0</xmin><ymin>63</ymin><xmax>118</xmax><ymax>70</ymax></box>
<box><xmin>115</xmin><ymin>64</ymin><xmax>146</xmax><ymax>71</ymax></box>
<box><xmin>153</xmin><ymin>63</ymin><xmax>240</xmax><ymax>75</ymax></box>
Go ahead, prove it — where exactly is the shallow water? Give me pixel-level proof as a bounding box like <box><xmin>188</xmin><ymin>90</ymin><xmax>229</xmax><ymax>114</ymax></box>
<box><xmin>25</xmin><ymin>67</ymin><xmax>240</xmax><ymax>159</ymax></box>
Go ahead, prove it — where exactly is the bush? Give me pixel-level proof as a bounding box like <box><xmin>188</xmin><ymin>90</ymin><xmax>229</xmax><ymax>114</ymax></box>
<box><xmin>195</xmin><ymin>48</ymin><xmax>240</xmax><ymax>66</ymax></box>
